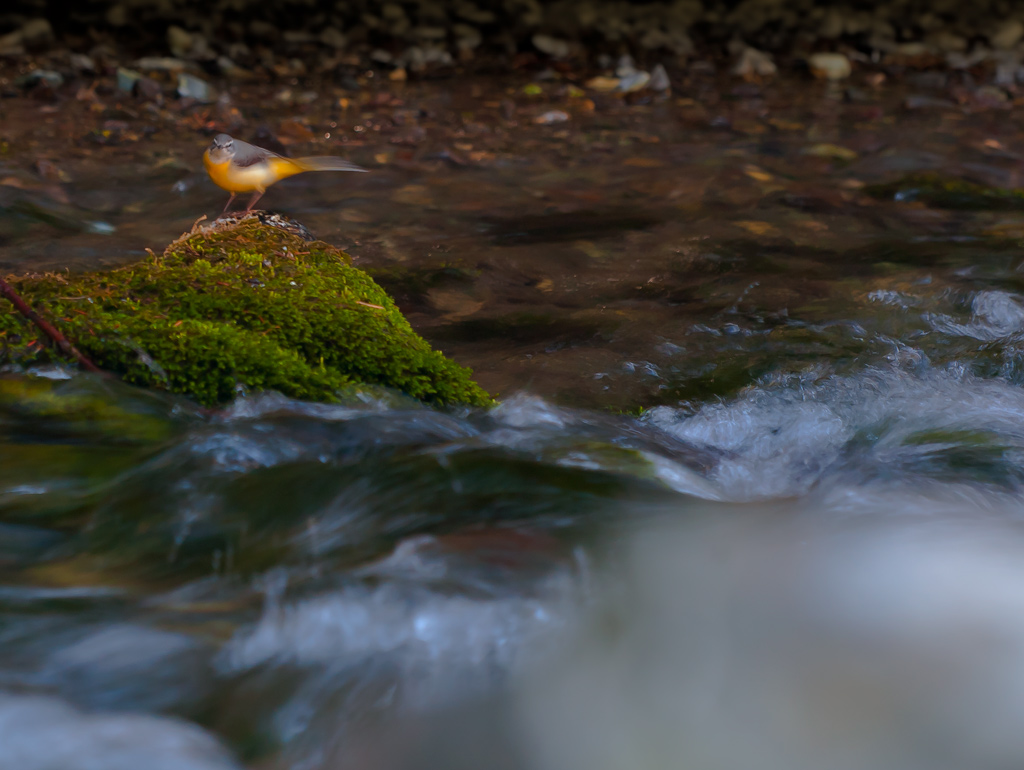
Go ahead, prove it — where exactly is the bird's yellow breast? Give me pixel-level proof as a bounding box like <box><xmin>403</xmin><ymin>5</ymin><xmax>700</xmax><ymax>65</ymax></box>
<box><xmin>203</xmin><ymin>151</ymin><xmax>301</xmax><ymax>194</ymax></box>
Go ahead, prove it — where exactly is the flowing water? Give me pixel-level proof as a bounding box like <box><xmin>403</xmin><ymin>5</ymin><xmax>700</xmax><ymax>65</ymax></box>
<box><xmin>7</xmin><ymin>74</ymin><xmax>1024</xmax><ymax>768</ymax></box>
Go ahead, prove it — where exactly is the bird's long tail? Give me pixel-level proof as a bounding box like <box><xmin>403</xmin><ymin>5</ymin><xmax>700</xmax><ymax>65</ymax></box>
<box><xmin>293</xmin><ymin>156</ymin><xmax>368</xmax><ymax>173</ymax></box>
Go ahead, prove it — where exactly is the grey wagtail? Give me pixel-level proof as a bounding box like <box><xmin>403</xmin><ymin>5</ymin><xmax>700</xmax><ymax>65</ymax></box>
<box><xmin>203</xmin><ymin>134</ymin><xmax>367</xmax><ymax>214</ymax></box>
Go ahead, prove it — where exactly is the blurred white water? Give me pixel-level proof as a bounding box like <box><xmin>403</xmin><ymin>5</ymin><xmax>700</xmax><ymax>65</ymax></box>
<box><xmin>517</xmin><ymin>511</ymin><xmax>1024</xmax><ymax>770</ymax></box>
<box><xmin>642</xmin><ymin>363</ymin><xmax>1024</xmax><ymax>500</ymax></box>
<box><xmin>0</xmin><ymin>692</ymin><xmax>240</xmax><ymax>770</ymax></box>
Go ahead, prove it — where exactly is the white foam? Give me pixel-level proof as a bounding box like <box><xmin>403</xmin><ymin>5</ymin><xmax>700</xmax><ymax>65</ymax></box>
<box><xmin>927</xmin><ymin>290</ymin><xmax>1024</xmax><ymax>341</ymax></box>
<box><xmin>643</xmin><ymin>364</ymin><xmax>1024</xmax><ymax>500</ymax></box>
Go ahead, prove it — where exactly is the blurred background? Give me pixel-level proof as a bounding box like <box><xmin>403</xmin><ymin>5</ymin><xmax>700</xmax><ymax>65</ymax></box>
<box><xmin>7</xmin><ymin>2</ymin><xmax>1024</xmax><ymax>769</ymax></box>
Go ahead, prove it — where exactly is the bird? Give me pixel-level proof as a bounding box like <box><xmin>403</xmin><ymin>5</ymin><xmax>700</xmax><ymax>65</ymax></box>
<box><xmin>202</xmin><ymin>133</ymin><xmax>367</xmax><ymax>215</ymax></box>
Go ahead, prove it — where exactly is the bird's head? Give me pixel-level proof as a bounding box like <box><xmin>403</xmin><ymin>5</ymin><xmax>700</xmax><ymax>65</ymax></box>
<box><xmin>206</xmin><ymin>134</ymin><xmax>236</xmax><ymax>164</ymax></box>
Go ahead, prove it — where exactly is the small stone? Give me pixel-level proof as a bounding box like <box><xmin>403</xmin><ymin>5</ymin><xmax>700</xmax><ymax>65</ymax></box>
<box><xmin>370</xmin><ymin>49</ymin><xmax>393</xmax><ymax>64</ymax></box>
<box><xmin>926</xmin><ymin>30</ymin><xmax>968</xmax><ymax>53</ymax></box>
<box><xmin>227</xmin><ymin>42</ymin><xmax>251</xmax><ymax>61</ymax></box>
<box><xmin>995</xmin><ymin>58</ymin><xmax>1023</xmax><ymax>86</ymax></box>
<box><xmin>616</xmin><ymin>54</ymin><xmax>638</xmax><ymax>77</ymax></box>
<box><xmin>176</xmin><ymin>73</ymin><xmax>216</xmax><ymax>103</ymax></box>
<box><xmin>864</xmin><ymin>71</ymin><xmax>886</xmax><ymax>88</ymax></box>
<box><xmin>167</xmin><ymin>25</ymin><xmax>193</xmax><ymax>58</ymax></box>
<box><xmin>519</xmin><ymin>0</ymin><xmax>543</xmax><ymax>26</ymax></box>
<box><xmin>454</xmin><ymin>23</ymin><xmax>482</xmax><ymax>50</ymax></box>
<box><xmin>534</xmin><ymin>109</ymin><xmax>569</xmax><ymax>124</ymax></box>
<box><xmin>389</xmin><ymin>67</ymin><xmax>408</xmax><ymax>81</ymax></box>
<box><xmin>618</xmin><ymin>71</ymin><xmax>651</xmax><ymax>92</ymax></box>
<box><xmin>639</xmin><ymin>29</ymin><xmax>693</xmax><ymax>57</ymax></box>
<box><xmin>585</xmin><ymin>75</ymin><xmax>621</xmax><ymax>92</ymax></box>
<box><xmin>808</xmin><ymin>52</ymin><xmax>852</xmax><ymax>81</ymax></box>
<box><xmin>533</xmin><ymin>34</ymin><xmax>571</xmax><ymax>59</ymax></box>
<box><xmin>893</xmin><ymin>42</ymin><xmax>931</xmax><ymax>57</ymax></box>
<box><xmin>414</xmin><ymin>26</ymin><xmax>447</xmax><ymax>40</ymax></box>
<box><xmin>320</xmin><ymin>27</ymin><xmax>346</xmax><ymax>49</ymax></box>
<box><xmin>105</xmin><ymin>4</ymin><xmax>128</xmax><ymax>26</ymax></box>
<box><xmin>69</xmin><ymin>53</ymin><xmax>96</xmax><ymax>72</ymax></box>
<box><xmin>420</xmin><ymin>46</ymin><xmax>452</xmax><ymax>66</ymax></box>
<box><xmin>399</xmin><ymin>46</ymin><xmax>422</xmax><ymax>70</ymax></box>
<box><xmin>283</xmin><ymin>30</ymin><xmax>316</xmax><ymax>44</ymax></box>
<box><xmin>818</xmin><ymin>8</ymin><xmax>845</xmax><ymax>39</ymax></box>
<box><xmin>18</xmin><ymin>69</ymin><xmax>63</xmax><ymax>89</ymax></box>
<box><xmin>135</xmin><ymin>56</ymin><xmax>187</xmax><ymax>73</ymax></box>
<box><xmin>382</xmin><ymin>2</ymin><xmax>406</xmax><ymax>21</ymax></box>
<box><xmin>116</xmin><ymin>67</ymin><xmax>142</xmax><ymax>93</ymax></box>
<box><xmin>803</xmin><ymin>143</ymin><xmax>858</xmax><ymax>161</ymax></box>
<box><xmin>248</xmin><ymin>20</ymin><xmax>278</xmax><ymax>40</ymax></box>
<box><xmin>134</xmin><ymin>77</ymin><xmax>163</xmax><ymax>103</ymax></box>
<box><xmin>906</xmin><ymin>70</ymin><xmax>947</xmax><ymax>90</ymax></box>
<box><xmin>639</xmin><ymin>28</ymin><xmax>670</xmax><ymax>50</ymax></box>
<box><xmin>455</xmin><ymin>3</ymin><xmax>496</xmax><ymax>24</ymax></box>
<box><xmin>991</xmin><ymin>19</ymin><xmax>1024</xmax><ymax>50</ymax></box>
<box><xmin>217</xmin><ymin>56</ymin><xmax>254</xmax><ymax>80</ymax></box>
<box><xmin>20</xmin><ymin>18</ymin><xmax>53</xmax><ymax>46</ymax></box>
<box><xmin>649</xmin><ymin>64</ymin><xmax>671</xmax><ymax>92</ymax></box>
<box><xmin>733</xmin><ymin>47</ymin><xmax>776</xmax><ymax>80</ymax></box>
<box><xmin>904</xmin><ymin>94</ymin><xmax>956</xmax><ymax>110</ymax></box>
<box><xmin>946</xmin><ymin>49</ymin><xmax>991</xmax><ymax>70</ymax></box>
<box><xmin>974</xmin><ymin>85</ymin><xmax>1011</xmax><ymax>109</ymax></box>
<box><xmin>0</xmin><ymin>31</ymin><xmax>25</xmax><ymax>57</ymax></box>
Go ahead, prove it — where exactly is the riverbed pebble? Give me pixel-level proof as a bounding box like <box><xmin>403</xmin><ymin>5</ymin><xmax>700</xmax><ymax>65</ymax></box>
<box><xmin>808</xmin><ymin>52</ymin><xmax>852</xmax><ymax>81</ymax></box>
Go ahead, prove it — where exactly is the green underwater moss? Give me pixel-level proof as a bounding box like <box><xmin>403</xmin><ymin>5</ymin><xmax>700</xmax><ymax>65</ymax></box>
<box><xmin>865</xmin><ymin>174</ymin><xmax>1024</xmax><ymax>211</ymax></box>
<box><xmin>0</xmin><ymin>216</ymin><xmax>492</xmax><ymax>408</ymax></box>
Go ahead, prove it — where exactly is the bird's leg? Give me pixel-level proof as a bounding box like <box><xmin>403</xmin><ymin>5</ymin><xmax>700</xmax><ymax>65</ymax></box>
<box><xmin>220</xmin><ymin>192</ymin><xmax>236</xmax><ymax>216</ymax></box>
<box><xmin>244</xmin><ymin>191</ymin><xmax>264</xmax><ymax>213</ymax></box>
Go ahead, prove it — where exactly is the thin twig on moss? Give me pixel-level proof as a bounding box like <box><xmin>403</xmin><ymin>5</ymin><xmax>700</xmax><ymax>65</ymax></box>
<box><xmin>0</xmin><ymin>276</ymin><xmax>102</xmax><ymax>373</ymax></box>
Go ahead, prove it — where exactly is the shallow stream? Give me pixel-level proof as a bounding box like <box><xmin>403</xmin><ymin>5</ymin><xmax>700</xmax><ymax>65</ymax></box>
<box><xmin>6</xmin><ymin>73</ymin><xmax>1024</xmax><ymax>768</ymax></box>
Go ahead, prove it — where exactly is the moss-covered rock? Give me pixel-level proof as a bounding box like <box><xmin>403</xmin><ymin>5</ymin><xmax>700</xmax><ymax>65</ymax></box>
<box><xmin>0</xmin><ymin>216</ymin><xmax>492</xmax><ymax>408</ymax></box>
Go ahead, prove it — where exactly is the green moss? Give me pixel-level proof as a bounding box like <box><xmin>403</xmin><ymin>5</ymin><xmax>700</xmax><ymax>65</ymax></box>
<box><xmin>0</xmin><ymin>217</ymin><xmax>492</xmax><ymax>408</ymax></box>
<box><xmin>0</xmin><ymin>375</ymin><xmax>179</xmax><ymax>444</ymax></box>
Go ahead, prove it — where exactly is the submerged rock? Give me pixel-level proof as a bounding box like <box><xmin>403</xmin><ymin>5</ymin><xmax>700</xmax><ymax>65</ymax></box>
<box><xmin>176</xmin><ymin>73</ymin><xmax>215</xmax><ymax>102</ymax></box>
<box><xmin>808</xmin><ymin>52</ymin><xmax>852</xmax><ymax>80</ymax></box>
<box><xmin>865</xmin><ymin>174</ymin><xmax>1024</xmax><ymax>211</ymax></box>
<box><xmin>0</xmin><ymin>215</ymin><xmax>491</xmax><ymax>408</ymax></box>
<box><xmin>733</xmin><ymin>47</ymin><xmax>777</xmax><ymax>79</ymax></box>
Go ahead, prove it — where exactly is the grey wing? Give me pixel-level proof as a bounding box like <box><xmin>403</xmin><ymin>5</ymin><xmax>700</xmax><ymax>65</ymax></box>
<box><xmin>231</xmin><ymin>139</ymin><xmax>278</xmax><ymax>168</ymax></box>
